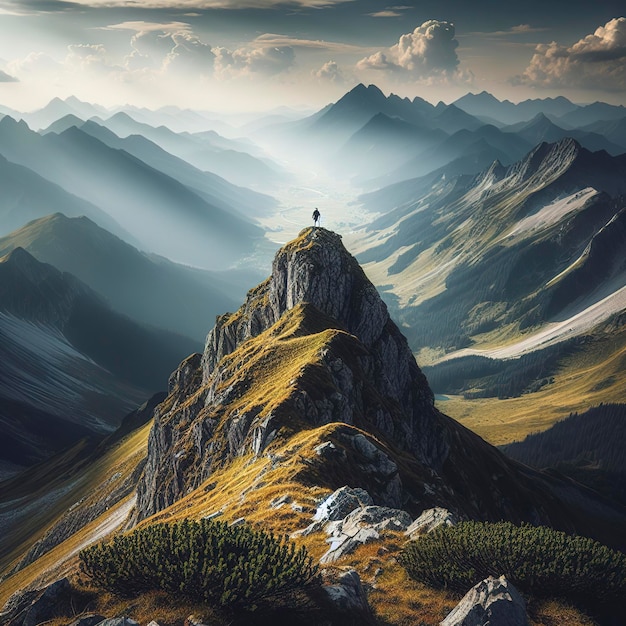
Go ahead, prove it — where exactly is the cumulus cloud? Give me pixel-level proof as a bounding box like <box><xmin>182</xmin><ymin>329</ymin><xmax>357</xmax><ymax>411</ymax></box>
<box><xmin>7</xmin><ymin>51</ymin><xmax>63</xmax><ymax>76</ymax></box>
<box><xmin>66</xmin><ymin>43</ymin><xmax>119</xmax><ymax>73</ymax></box>
<box><xmin>0</xmin><ymin>69</ymin><xmax>18</xmax><ymax>82</ymax></box>
<box><xmin>164</xmin><ymin>31</ymin><xmax>215</xmax><ymax>73</ymax></box>
<box><xmin>313</xmin><ymin>60</ymin><xmax>345</xmax><ymax>83</ymax></box>
<box><xmin>215</xmin><ymin>43</ymin><xmax>295</xmax><ymax>77</ymax></box>
<box><xmin>121</xmin><ymin>25</ymin><xmax>214</xmax><ymax>75</ymax></box>
<box><xmin>357</xmin><ymin>20</ymin><xmax>461</xmax><ymax>79</ymax></box>
<box><xmin>515</xmin><ymin>17</ymin><xmax>626</xmax><ymax>90</ymax></box>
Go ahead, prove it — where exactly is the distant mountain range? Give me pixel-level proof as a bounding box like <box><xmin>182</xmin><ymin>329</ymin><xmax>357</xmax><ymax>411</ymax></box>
<box><xmin>453</xmin><ymin>90</ymin><xmax>626</xmax><ymax>127</ymax></box>
<box><xmin>357</xmin><ymin>138</ymin><xmax>626</xmax><ymax>344</ymax></box>
<box><xmin>0</xmin><ymin>246</ymin><xmax>199</xmax><ymax>472</ymax></box>
<box><xmin>86</xmin><ymin>111</ymin><xmax>288</xmax><ymax>191</ymax></box>
<box><xmin>265</xmin><ymin>83</ymin><xmax>626</xmax><ymax>188</ymax></box>
<box><xmin>0</xmin><ymin>213</ymin><xmax>255</xmax><ymax>342</ymax></box>
<box><xmin>0</xmin><ymin>116</ymin><xmax>264</xmax><ymax>269</ymax></box>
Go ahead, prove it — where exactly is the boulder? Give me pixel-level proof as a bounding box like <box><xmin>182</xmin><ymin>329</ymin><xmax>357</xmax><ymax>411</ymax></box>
<box><xmin>2</xmin><ymin>578</ymin><xmax>73</xmax><ymax>626</ymax></box>
<box><xmin>314</xmin><ymin>441</ymin><xmax>346</xmax><ymax>461</ymax></box>
<box><xmin>406</xmin><ymin>507</ymin><xmax>459</xmax><ymax>538</ymax></box>
<box><xmin>323</xmin><ymin>570</ymin><xmax>372</xmax><ymax>618</ymax></box>
<box><xmin>313</xmin><ymin>486</ymin><xmax>373</xmax><ymax>523</ymax></box>
<box><xmin>97</xmin><ymin>619</ymin><xmax>139</xmax><ymax>626</ymax></box>
<box><xmin>440</xmin><ymin>575</ymin><xmax>529</xmax><ymax>626</ymax></box>
<box><xmin>321</xmin><ymin>505</ymin><xmax>413</xmax><ymax>563</ymax></box>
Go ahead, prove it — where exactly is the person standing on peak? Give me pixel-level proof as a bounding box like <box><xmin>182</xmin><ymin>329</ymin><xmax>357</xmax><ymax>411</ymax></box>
<box><xmin>312</xmin><ymin>208</ymin><xmax>321</xmax><ymax>227</ymax></box>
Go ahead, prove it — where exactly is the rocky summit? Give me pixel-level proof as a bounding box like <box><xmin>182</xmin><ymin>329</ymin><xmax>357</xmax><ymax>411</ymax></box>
<box><xmin>134</xmin><ymin>227</ymin><xmax>619</xmax><ymax>541</ymax></box>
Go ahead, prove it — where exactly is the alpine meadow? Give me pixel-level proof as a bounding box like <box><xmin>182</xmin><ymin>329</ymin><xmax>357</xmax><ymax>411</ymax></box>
<box><xmin>0</xmin><ymin>2</ymin><xmax>626</xmax><ymax>625</ymax></box>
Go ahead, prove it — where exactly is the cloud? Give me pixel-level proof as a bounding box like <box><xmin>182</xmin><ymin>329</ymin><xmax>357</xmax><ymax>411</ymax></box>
<box><xmin>164</xmin><ymin>31</ymin><xmax>215</xmax><ymax>73</ymax></box>
<box><xmin>123</xmin><ymin>27</ymin><xmax>211</xmax><ymax>73</ymax></box>
<box><xmin>7</xmin><ymin>52</ymin><xmax>63</xmax><ymax>76</ymax></box>
<box><xmin>66</xmin><ymin>43</ymin><xmax>120</xmax><ymax>73</ymax></box>
<box><xmin>107</xmin><ymin>21</ymin><xmax>192</xmax><ymax>33</ymax></box>
<box><xmin>252</xmin><ymin>33</ymin><xmax>362</xmax><ymax>53</ymax></box>
<box><xmin>464</xmin><ymin>24</ymin><xmax>548</xmax><ymax>37</ymax></box>
<box><xmin>14</xmin><ymin>0</ymin><xmax>352</xmax><ymax>8</ymax></box>
<box><xmin>0</xmin><ymin>69</ymin><xmax>18</xmax><ymax>82</ymax></box>
<box><xmin>514</xmin><ymin>17</ymin><xmax>626</xmax><ymax>90</ymax></box>
<box><xmin>357</xmin><ymin>20</ymin><xmax>461</xmax><ymax>80</ymax></box>
<box><xmin>215</xmin><ymin>43</ymin><xmax>295</xmax><ymax>77</ymax></box>
<box><xmin>368</xmin><ymin>10</ymin><xmax>403</xmax><ymax>18</ymax></box>
<box><xmin>313</xmin><ymin>60</ymin><xmax>345</xmax><ymax>82</ymax></box>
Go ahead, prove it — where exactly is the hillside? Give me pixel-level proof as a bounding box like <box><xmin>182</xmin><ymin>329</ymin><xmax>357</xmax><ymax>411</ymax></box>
<box><xmin>502</xmin><ymin>403</ymin><xmax>626</xmax><ymax>507</ymax></box>
<box><xmin>0</xmin><ymin>247</ymin><xmax>199</xmax><ymax>473</ymax></box>
<box><xmin>0</xmin><ymin>116</ymin><xmax>262</xmax><ymax>269</ymax></box>
<box><xmin>2</xmin><ymin>228</ymin><xmax>623</xmax><ymax>626</ymax></box>
<box><xmin>0</xmin><ymin>214</ymin><xmax>252</xmax><ymax>342</ymax></box>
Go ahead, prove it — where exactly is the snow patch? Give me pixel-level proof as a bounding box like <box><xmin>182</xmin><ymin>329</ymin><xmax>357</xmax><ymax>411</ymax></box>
<box><xmin>502</xmin><ymin>188</ymin><xmax>598</xmax><ymax>241</ymax></box>
<box><xmin>438</xmin><ymin>284</ymin><xmax>626</xmax><ymax>361</ymax></box>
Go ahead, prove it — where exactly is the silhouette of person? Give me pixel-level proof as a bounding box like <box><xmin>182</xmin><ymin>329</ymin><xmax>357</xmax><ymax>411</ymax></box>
<box><xmin>312</xmin><ymin>208</ymin><xmax>321</xmax><ymax>227</ymax></box>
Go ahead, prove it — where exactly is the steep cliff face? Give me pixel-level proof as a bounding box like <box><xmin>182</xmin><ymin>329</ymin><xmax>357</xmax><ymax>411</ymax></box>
<box><xmin>201</xmin><ymin>228</ymin><xmax>442</xmax><ymax>462</ymax></box>
<box><xmin>133</xmin><ymin>228</ymin><xmax>622</xmax><ymax>542</ymax></box>
<box><xmin>136</xmin><ymin>228</ymin><xmax>449</xmax><ymax>520</ymax></box>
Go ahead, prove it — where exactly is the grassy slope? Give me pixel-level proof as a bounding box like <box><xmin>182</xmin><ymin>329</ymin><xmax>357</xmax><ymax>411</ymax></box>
<box><xmin>436</xmin><ymin>320</ymin><xmax>626</xmax><ymax>445</ymax></box>
<box><xmin>0</xmin><ymin>294</ymin><xmax>606</xmax><ymax>626</ymax></box>
<box><xmin>0</xmin><ymin>422</ymin><xmax>151</xmax><ymax>605</ymax></box>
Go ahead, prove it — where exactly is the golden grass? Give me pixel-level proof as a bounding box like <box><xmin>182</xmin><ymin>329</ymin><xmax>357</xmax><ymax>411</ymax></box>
<box><xmin>0</xmin><ymin>494</ymin><xmax>135</xmax><ymax>608</ymax></box>
<box><xmin>0</xmin><ymin>422</ymin><xmax>152</xmax><ymax>606</ymax></box>
<box><xmin>367</xmin><ymin>560</ymin><xmax>458</xmax><ymax>625</ymax></box>
<box><xmin>527</xmin><ymin>598</ymin><xmax>598</xmax><ymax>626</ymax></box>
<box><xmin>438</xmin><ymin>326</ymin><xmax>626</xmax><ymax>445</ymax></box>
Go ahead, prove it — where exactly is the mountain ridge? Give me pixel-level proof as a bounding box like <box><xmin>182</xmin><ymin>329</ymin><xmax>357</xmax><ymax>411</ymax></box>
<box><xmin>133</xmin><ymin>228</ymin><xmax>625</xmax><ymax>549</ymax></box>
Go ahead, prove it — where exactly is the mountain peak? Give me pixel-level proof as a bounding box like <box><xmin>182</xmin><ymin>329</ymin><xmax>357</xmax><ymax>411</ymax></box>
<box><xmin>133</xmin><ymin>226</ymin><xmax>618</xmax><ymax>542</ymax></box>
<box><xmin>136</xmin><ymin>227</ymin><xmax>448</xmax><ymax>519</ymax></box>
<box><xmin>1</xmin><ymin>245</ymin><xmax>34</xmax><ymax>266</ymax></box>
<box><xmin>202</xmin><ymin>227</ymin><xmax>402</xmax><ymax>375</ymax></box>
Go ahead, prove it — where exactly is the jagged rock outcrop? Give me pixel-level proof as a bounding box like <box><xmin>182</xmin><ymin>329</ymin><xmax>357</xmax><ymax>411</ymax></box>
<box><xmin>200</xmin><ymin>227</ymin><xmax>444</xmax><ymax>464</ymax></box>
<box><xmin>135</xmin><ymin>228</ymin><xmax>449</xmax><ymax>521</ymax></box>
<box><xmin>133</xmin><ymin>227</ymin><xmax>624</xmax><ymax>543</ymax></box>
<box><xmin>322</xmin><ymin>570</ymin><xmax>374</xmax><ymax>622</ymax></box>
<box><xmin>321</xmin><ymin>505</ymin><xmax>413</xmax><ymax>563</ymax></box>
<box><xmin>440</xmin><ymin>575</ymin><xmax>529</xmax><ymax>626</ymax></box>
<box><xmin>0</xmin><ymin>578</ymin><xmax>74</xmax><ymax>626</ymax></box>
<box><xmin>405</xmin><ymin>507</ymin><xmax>459</xmax><ymax>539</ymax></box>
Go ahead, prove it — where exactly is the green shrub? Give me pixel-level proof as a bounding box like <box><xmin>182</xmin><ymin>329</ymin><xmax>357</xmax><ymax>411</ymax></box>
<box><xmin>399</xmin><ymin>521</ymin><xmax>626</xmax><ymax>602</ymax></box>
<box><xmin>79</xmin><ymin>519</ymin><xmax>319</xmax><ymax>611</ymax></box>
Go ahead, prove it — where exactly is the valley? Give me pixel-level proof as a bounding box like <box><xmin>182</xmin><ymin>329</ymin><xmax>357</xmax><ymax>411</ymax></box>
<box><xmin>1</xmin><ymin>83</ymin><xmax>625</xmax><ymax>626</ymax></box>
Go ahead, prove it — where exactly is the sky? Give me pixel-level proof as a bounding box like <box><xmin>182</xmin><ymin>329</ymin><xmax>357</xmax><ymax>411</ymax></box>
<box><xmin>0</xmin><ymin>0</ymin><xmax>625</xmax><ymax>113</ymax></box>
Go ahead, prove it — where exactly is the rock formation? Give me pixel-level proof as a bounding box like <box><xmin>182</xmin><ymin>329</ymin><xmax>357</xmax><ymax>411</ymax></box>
<box><xmin>133</xmin><ymin>227</ymin><xmax>621</xmax><ymax>541</ymax></box>
<box><xmin>440</xmin><ymin>575</ymin><xmax>529</xmax><ymax>626</ymax></box>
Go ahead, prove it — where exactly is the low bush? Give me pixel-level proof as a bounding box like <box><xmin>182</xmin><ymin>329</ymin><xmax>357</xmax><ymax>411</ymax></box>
<box><xmin>79</xmin><ymin>518</ymin><xmax>319</xmax><ymax>611</ymax></box>
<box><xmin>399</xmin><ymin>521</ymin><xmax>626</xmax><ymax>603</ymax></box>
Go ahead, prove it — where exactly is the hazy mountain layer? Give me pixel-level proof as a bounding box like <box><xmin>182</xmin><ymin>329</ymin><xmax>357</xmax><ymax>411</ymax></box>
<box><xmin>0</xmin><ymin>153</ymin><xmax>126</xmax><ymax>240</ymax></box>
<box><xmin>0</xmin><ymin>214</ymin><xmax>254</xmax><ymax>342</ymax></box>
<box><xmin>0</xmin><ymin>247</ymin><xmax>199</xmax><ymax>472</ymax></box>
<box><xmin>0</xmin><ymin>116</ymin><xmax>262</xmax><ymax>269</ymax></box>
<box><xmin>94</xmin><ymin>111</ymin><xmax>287</xmax><ymax>191</ymax></box>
